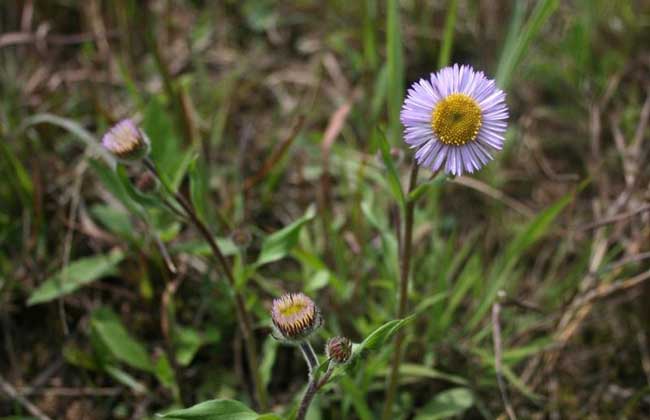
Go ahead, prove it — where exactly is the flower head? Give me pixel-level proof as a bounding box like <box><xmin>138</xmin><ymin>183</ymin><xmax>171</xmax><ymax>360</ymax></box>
<box><xmin>271</xmin><ymin>293</ymin><xmax>321</xmax><ymax>341</ymax></box>
<box><xmin>101</xmin><ymin>119</ymin><xmax>150</xmax><ymax>161</ymax></box>
<box><xmin>230</xmin><ymin>227</ymin><xmax>252</xmax><ymax>249</ymax></box>
<box><xmin>326</xmin><ymin>336</ymin><xmax>352</xmax><ymax>364</ymax></box>
<box><xmin>401</xmin><ymin>64</ymin><xmax>508</xmax><ymax>176</ymax></box>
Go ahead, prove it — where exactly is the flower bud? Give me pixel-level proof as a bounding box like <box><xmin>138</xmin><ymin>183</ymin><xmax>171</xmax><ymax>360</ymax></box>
<box><xmin>271</xmin><ymin>293</ymin><xmax>321</xmax><ymax>342</ymax></box>
<box><xmin>230</xmin><ymin>227</ymin><xmax>252</xmax><ymax>249</ymax></box>
<box><xmin>101</xmin><ymin>119</ymin><xmax>150</xmax><ymax>161</ymax></box>
<box><xmin>326</xmin><ymin>336</ymin><xmax>352</xmax><ymax>364</ymax></box>
<box><xmin>135</xmin><ymin>170</ymin><xmax>158</xmax><ymax>193</ymax></box>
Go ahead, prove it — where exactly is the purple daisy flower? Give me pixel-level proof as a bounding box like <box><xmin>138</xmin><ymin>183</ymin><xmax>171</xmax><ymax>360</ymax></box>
<box><xmin>400</xmin><ymin>64</ymin><xmax>508</xmax><ymax>176</ymax></box>
<box><xmin>101</xmin><ymin>119</ymin><xmax>150</xmax><ymax>161</ymax></box>
<box><xmin>271</xmin><ymin>292</ymin><xmax>322</xmax><ymax>342</ymax></box>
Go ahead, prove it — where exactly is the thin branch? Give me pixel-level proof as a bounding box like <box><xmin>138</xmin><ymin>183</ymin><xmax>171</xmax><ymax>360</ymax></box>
<box><xmin>143</xmin><ymin>158</ymin><xmax>269</xmax><ymax>410</ymax></box>
<box><xmin>0</xmin><ymin>373</ymin><xmax>53</xmax><ymax>420</ymax></box>
<box><xmin>451</xmin><ymin>176</ymin><xmax>533</xmax><ymax>217</ymax></box>
<box><xmin>578</xmin><ymin>204</ymin><xmax>650</xmax><ymax>231</ymax></box>
<box><xmin>296</xmin><ymin>364</ymin><xmax>335</xmax><ymax>420</ymax></box>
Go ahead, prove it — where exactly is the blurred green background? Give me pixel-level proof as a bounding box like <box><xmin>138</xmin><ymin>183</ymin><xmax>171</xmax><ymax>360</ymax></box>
<box><xmin>2</xmin><ymin>0</ymin><xmax>650</xmax><ymax>418</ymax></box>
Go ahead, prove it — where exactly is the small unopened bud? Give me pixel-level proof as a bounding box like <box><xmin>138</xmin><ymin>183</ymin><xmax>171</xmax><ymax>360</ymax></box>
<box><xmin>230</xmin><ymin>227</ymin><xmax>252</xmax><ymax>248</ymax></box>
<box><xmin>326</xmin><ymin>336</ymin><xmax>352</xmax><ymax>364</ymax></box>
<box><xmin>271</xmin><ymin>293</ymin><xmax>321</xmax><ymax>342</ymax></box>
<box><xmin>135</xmin><ymin>170</ymin><xmax>158</xmax><ymax>193</ymax></box>
<box><xmin>102</xmin><ymin>119</ymin><xmax>150</xmax><ymax>161</ymax></box>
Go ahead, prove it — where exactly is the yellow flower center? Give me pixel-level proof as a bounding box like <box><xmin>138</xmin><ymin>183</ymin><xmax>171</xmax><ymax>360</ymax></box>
<box><xmin>431</xmin><ymin>93</ymin><xmax>482</xmax><ymax>146</ymax></box>
<box><xmin>280</xmin><ymin>302</ymin><xmax>306</xmax><ymax>317</ymax></box>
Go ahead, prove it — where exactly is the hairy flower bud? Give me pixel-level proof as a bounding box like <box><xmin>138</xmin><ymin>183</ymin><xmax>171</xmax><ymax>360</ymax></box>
<box><xmin>326</xmin><ymin>336</ymin><xmax>352</xmax><ymax>364</ymax></box>
<box><xmin>101</xmin><ymin>119</ymin><xmax>150</xmax><ymax>161</ymax></box>
<box><xmin>230</xmin><ymin>227</ymin><xmax>252</xmax><ymax>248</ymax></box>
<box><xmin>271</xmin><ymin>293</ymin><xmax>321</xmax><ymax>342</ymax></box>
<box><xmin>135</xmin><ymin>170</ymin><xmax>158</xmax><ymax>193</ymax></box>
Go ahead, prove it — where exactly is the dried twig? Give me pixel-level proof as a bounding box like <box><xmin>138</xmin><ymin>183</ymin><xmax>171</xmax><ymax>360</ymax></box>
<box><xmin>577</xmin><ymin>204</ymin><xmax>650</xmax><ymax>231</ymax></box>
<box><xmin>451</xmin><ymin>177</ymin><xmax>533</xmax><ymax>217</ymax></box>
<box><xmin>0</xmin><ymin>373</ymin><xmax>53</xmax><ymax>420</ymax></box>
<box><xmin>0</xmin><ymin>30</ymin><xmax>119</xmax><ymax>49</ymax></box>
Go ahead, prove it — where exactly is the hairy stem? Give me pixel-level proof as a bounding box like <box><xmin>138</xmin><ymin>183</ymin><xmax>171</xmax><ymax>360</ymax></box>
<box><xmin>381</xmin><ymin>161</ymin><xmax>419</xmax><ymax>420</ymax></box>
<box><xmin>143</xmin><ymin>158</ymin><xmax>269</xmax><ymax>410</ymax></box>
<box><xmin>299</xmin><ymin>341</ymin><xmax>318</xmax><ymax>376</ymax></box>
<box><xmin>296</xmin><ymin>364</ymin><xmax>334</xmax><ymax>420</ymax></box>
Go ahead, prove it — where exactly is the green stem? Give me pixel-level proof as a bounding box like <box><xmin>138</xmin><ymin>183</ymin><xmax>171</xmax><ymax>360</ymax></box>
<box><xmin>143</xmin><ymin>158</ymin><xmax>269</xmax><ymax>410</ymax></box>
<box><xmin>381</xmin><ymin>161</ymin><xmax>419</xmax><ymax>420</ymax></box>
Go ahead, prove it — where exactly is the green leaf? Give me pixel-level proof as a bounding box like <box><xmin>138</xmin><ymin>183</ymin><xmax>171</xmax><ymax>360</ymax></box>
<box><xmin>172</xmin><ymin>237</ymin><xmax>239</xmax><ymax>257</ymax></box>
<box><xmin>90</xmin><ymin>204</ymin><xmax>135</xmax><ymax>240</ymax></box>
<box><xmin>0</xmin><ymin>140</ymin><xmax>33</xmax><ymax>207</ymax></box>
<box><xmin>407</xmin><ymin>173</ymin><xmax>447</xmax><ymax>204</ymax></box>
<box><xmin>27</xmin><ymin>249</ymin><xmax>124</xmax><ymax>305</ymax></box>
<box><xmin>385</xmin><ymin>0</ymin><xmax>404</xmax><ymax>140</ymax></box>
<box><xmin>468</xmin><ymin>189</ymin><xmax>578</xmax><ymax>330</ymax></box>
<box><xmin>470</xmin><ymin>347</ymin><xmax>543</xmax><ymax>401</ymax></box>
<box><xmin>91</xmin><ymin>307</ymin><xmax>154</xmax><ymax>372</ymax></box>
<box><xmin>174</xmin><ymin>325</ymin><xmax>220</xmax><ymax>367</ymax></box>
<box><xmin>496</xmin><ymin>0</ymin><xmax>560</xmax><ymax>89</ymax></box>
<box><xmin>157</xmin><ymin>399</ymin><xmax>260</xmax><ymax>420</ymax></box>
<box><xmin>154</xmin><ymin>354</ymin><xmax>177</xmax><ymax>389</ymax></box>
<box><xmin>382</xmin><ymin>363</ymin><xmax>468</xmax><ymax>386</ymax></box>
<box><xmin>175</xmin><ymin>327</ymin><xmax>203</xmax><ymax>367</ymax></box>
<box><xmin>414</xmin><ymin>388</ymin><xmax>475</xmax><ymax>420</ymax></box>
<box><xmin>105</xmin><ymin>365</ymin><xmax>148</xmax><ymax>394</ymax></box>
<box><xmin>260</xmin><ymin>336</ymin><xmax>279</xmax><ymax>388</ymax></box>
<box><xmin>375</xmin><ymin>129</ymin><xmax>405</xmax><ymax>208</ymax></box>
<box><xmin>20</xmin><ymin>113</ymin><xmax>113</xmax><ymax>163</ymax></box>
<box><xmin>339</xmin><ymin>376</ymin><xmax>373</xmax><ymax>420</ymax></box>
<box><xmin>256</xmin><ymin>206</ymin><xmax>316</xmax><ymax>266</ymax></box>
<box><xmin>143</xmin><ymin>97</ymin><xmax>193</xmax><ymax>191</ymax></box>
<box><xmin>89</xmin><ymin>159</ymin><xmax>144</xmax><ymax>217</ymax></box>
<box><xmin>351</xmin><ymin>316</ymin><xmax>414</xmax><ymax>361</ymax></box>
<box><xmin>413</xmin><ymin>292</ymin><xmax>447</xmax><ymax>315</ymax></box>
<box><xmin>116</xmin><ymin>164</ymin><xmax>166</xmax><ymax>210</ymax></box>
<box><xmin>437</xmin><ymin>0</ymin><xmax>458</xmax><ymax>67</ymax></box>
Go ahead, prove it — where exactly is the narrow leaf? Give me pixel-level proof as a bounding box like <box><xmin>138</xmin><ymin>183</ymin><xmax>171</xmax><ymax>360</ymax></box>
<box><xmin>468</xmin><ymin>189</ymin><xmax>577</xmax><ymax>329</ymax></box>
<box><xmin>414</xmin><ymin>388</ymin><xmax>475</xmax><ymax>420</ymax></box>
<box><xmin>352</xmin><ymin>315</ymin><xmax>414</xmax><ymax>359</ymax></box>
<box><xmin>91</xmin><ymin>307</ymin><xmax>154</xmax><ymax>372</ymax></box>
<box><xmin>28</xmin><ymin>249</ymin><xmax>124</xmax><ymax>305</ymax></box>
<box><xmin>256</xmin><ymin>206</ymin><xmax>316</xmax><ymax>266</ymax></box>
<box><xmin>437</xmin><ymin>0</ymin><xmax>458</xmax><ymax>67</ymax></box>
<box><xmin>157</xmin><ymin>399</ymin><xmax>259</xmax><ymax>420</ymax></box>
<box><xmin>496</xmin><ymin>0</ymin><xmax>559</xmax><ymax>88</ymax></box>
<box><xmin>386</xmin><ymin>0</ymin><xmax>404</xmax><ymax>140</ymax></box>
<box><xmin>376</xmin><ymin>129</ymin><xmax>405</xmax><ymax>208</ymax></box>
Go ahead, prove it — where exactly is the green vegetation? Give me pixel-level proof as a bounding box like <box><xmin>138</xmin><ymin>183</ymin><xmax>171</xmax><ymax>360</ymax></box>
<box><xmin>1</xmin><ymin>1</ymin><xmax>650</xmax><ymax>419</ymax></box>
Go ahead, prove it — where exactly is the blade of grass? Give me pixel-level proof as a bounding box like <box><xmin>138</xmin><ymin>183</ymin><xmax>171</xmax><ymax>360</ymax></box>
<box><xmin>438</xmin><ymin>0</ymin><xmax>459</xmax><ymax>68</ymax></box>
<box><xmin>468</xmin><ymin>189</ymin><xmax>577</xmax><ymax>330</ymax></box>
<box><xmin>363</xmin><ymin>0</ymin><xmax>379</xmax><ymax>71</ymax></box>
<box><xmin>386</xmin><ymin>0</ymin><xmax>404</xmax><ymax>141</ymax></box>
<box><xmin>496</xmin><ymin>0</ymin><xmax>560</xmax><ymax>89</ymax></box>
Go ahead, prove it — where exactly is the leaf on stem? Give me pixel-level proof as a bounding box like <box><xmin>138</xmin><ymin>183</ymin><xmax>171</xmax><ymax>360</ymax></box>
<box><xmin>256</xmin><ymin>205</ymin><xmax>316</xmax><ymax>266</ymax></box>
<box><xmin>27</xmin><ymin>249</ymin><xmax>124</xmax><ymax>305</ymax></box>
<box><xmin>157</xmin><ymin>399</ymin><xmax>279</xmax><ymax>420</ymax></box>
<box><xmin>375</xmin><ymin>128</ymin><xmax>405</xmax><ymax>208</ymax></box>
